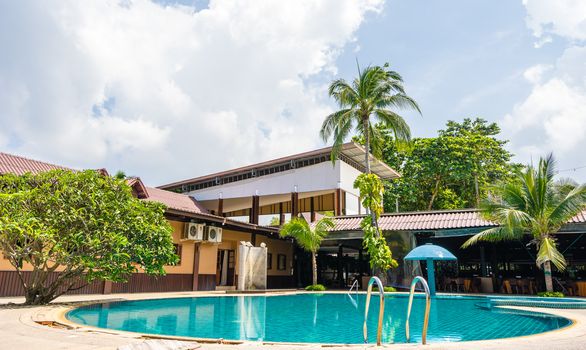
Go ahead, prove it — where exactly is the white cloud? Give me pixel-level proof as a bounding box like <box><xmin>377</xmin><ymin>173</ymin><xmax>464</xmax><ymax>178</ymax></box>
<box><xmin>522</xmin><ymin>63</ymin><xmax>552</xmax><ymax>84</ymax></box>
<box><xmin>0</xmin><ymin>0</ymin><xmax>383</xmax><ymax>184</ymax></box>
<box><xmin>523</xmin><ymin>0</ymin><xmax>586</xmax><ymax>42</ymax></box>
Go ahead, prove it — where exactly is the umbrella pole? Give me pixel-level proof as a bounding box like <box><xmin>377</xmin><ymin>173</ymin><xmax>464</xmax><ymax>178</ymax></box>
<box><xmin>426</xmin><ymin>259</ymin><xmax>436</xmax><ymax>296</ymax></box>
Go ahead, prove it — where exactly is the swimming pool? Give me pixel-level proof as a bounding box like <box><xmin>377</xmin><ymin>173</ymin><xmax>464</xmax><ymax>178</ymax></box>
<box><xmin>66</xmin><ymin>293</ymin><xmax>572</xmax><ymax>344</ymax></box>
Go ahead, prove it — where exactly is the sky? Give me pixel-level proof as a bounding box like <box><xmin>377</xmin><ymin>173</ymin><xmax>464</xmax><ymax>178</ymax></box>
<box><xmin>0</xmin><ymin>0</ymin><xmax>585</xmax><ymax>185</ymax></box>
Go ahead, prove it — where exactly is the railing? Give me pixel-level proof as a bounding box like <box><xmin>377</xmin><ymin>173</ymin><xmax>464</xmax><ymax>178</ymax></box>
<box><xmin>405</xmin><ymin>276</ymin><xmax>431</xmax><ymax>345</ymax></box>
<box><xmin>363</xmin><ymin>276</ymin><xmax>385</xmax><ymax>345</ymax></box>
<box><xmin>348</xmin><ymin>279</ymin><xmax>359</xmax><ymax>295</ymax></box>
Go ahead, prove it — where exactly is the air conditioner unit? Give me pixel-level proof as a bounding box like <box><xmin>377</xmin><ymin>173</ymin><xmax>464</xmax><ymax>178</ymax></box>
<box><xmin>183</xmin><ymin>223</ymin><xmax>205</xmax><ymax>241</ymax></box>
<box><xmin>205</xmin><ymin>226</ymin><xmax>222</xmax><ymax>244</ymax></box>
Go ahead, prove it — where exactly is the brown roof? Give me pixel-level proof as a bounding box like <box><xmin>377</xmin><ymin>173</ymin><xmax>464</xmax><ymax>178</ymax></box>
<box><xmin>0</xmin><ymin>152</ymin><xmax>71</xmax><ymax>175</ymax></box>
<box><xmin>143</xmin><ymin>186</ymin><xmax>210</xmax><ymax>215</ymax></box>
<box><xmin>330</xmin><ymin>209</ymin><xmax>586</xmax><ymax>232</ymax></box>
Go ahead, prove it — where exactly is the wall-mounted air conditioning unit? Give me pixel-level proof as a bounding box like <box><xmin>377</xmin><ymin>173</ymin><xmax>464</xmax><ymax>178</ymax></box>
<box><xmin>183</xmin><ymin>223</ymin><xmax>205</xmax><ymax>241</ymax></box>
<box><xmin>205</xmin><ymin>226</ymin><xmax>222</xmax><ymax>244</ymax></box>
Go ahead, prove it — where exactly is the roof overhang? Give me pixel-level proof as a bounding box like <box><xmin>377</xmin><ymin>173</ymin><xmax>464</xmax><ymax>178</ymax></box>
<box><xmin>338</xmin><ymin>142</ymin><xmax>400</xmax><ymax>180</ymax></box>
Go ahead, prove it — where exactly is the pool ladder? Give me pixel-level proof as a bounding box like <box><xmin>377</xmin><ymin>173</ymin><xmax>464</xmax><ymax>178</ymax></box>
<box><xmin>363</xmin><ymin>275</ymin><xmax>431</xmax><ymax>346</ymax></box>
<box><xmin>406</xmin><ymin>276</ymin><xmax>431</xmax><ymax>345</ymax></box>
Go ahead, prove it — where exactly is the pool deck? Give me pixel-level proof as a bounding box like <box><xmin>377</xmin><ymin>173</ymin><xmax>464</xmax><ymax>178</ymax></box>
<box><xmin>1</xmin><ymin>291</ymin><xmax>585</xmax><ymax>350</ymax></box>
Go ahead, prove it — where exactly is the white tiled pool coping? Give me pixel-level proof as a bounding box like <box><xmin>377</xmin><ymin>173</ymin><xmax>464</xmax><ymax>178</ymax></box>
<box><xmin>1</xmin><ymin>291</ymin><xmax>585</xmax><ymax>350</ymax></box>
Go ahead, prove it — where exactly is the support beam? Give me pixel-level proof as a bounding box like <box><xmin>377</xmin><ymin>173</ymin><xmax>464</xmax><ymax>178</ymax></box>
<box><xmin>291</xmin><ymin>192</ymin><xmax>299</xmax><ymax>218</ymax></box>
<box><xmin>337</xmin><ymin>245</ymin><xmax>344</xmax><ymax>286</ymax></box>
<box><xmin>250</xmin><ymin>195</ymin><xmax>260</xmax><ymax>224</ymax></box>
<box><xmin>217</xmin><ymin>198</ymin><xmax>223</xmax><ymax>217</ymax></box>
<box><xmin>192</xmin><ymin>243</ymin><xmax>200</xmax><ymax>291</ymax></box>
<box><xmin>310</xmin><ymin>197</ymin><xmax>315</xmax><ymax>222</ymax></box>
<box><xmin>279</xmin><ymin>202</ymin><xmax>285</xmax><ymax>225</ymax></box>
<box><xmin>334</xmin><ymin>189</ymin><xmax>342</xmax><ymax>216</ymax></box>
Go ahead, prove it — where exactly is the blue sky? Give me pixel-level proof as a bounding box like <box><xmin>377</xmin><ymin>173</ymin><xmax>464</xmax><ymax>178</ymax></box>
<box><xmin>0</xmin><ymin>0</ymin><xmax>585</xmax><ymax>183</ymax></box>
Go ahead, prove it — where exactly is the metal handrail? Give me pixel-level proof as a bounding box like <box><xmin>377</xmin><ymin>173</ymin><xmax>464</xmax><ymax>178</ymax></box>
<box><xmin>405</xmin><ymin>276</ymin><xmax>431</xmax><ymax>345</ymax></box>
<box><xmin>363</xmin><ymin>276</ymin><xmax>385</xmax><ymax>345</ymax></box>
<box><xmin>348</xmin><ymin>279</ymin><xmax>359</xmax><ymax>295</ymax></box>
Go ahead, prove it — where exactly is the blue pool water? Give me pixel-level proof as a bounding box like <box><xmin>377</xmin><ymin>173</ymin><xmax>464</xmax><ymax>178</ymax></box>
<box><xmin>67</xmin><ymin>294</ymin><xmax>571</xmax><ymax>344</ymax></box>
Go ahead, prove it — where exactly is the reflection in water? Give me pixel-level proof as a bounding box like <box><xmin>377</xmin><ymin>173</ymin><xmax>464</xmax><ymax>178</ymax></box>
<box><xmin>238</xmin><ymin>296</ymin><xmax>266</xmax><ymax>340</ymax></box>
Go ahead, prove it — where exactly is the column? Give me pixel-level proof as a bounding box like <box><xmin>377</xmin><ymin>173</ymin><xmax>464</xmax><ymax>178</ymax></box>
<box><xmin>310</xmin><ymin>197</ymin><xmax>316</xmax><ymax>222</ymax></box>
<box><xmin>337</xmin><ymin>245</ymin><xmax>344</xmax><ymax>286</ymax></box>
<box><xmin>217</xmin><ymin>198</ymin><xmax>224</xmax><ymax>217</ymax></box>
<box><xmin>291</xmin><ymin>192</ymin><xmax>299</xmax><ymax>218</ymax></box>
<box><xmin>192</xmin><ymin>243</ymin><xmax>200</xmax><ymax>291</ymax></box>
<box><xmin>334</xmin><ymin>189</ymin><xmax>342</xmax><ymax>216</ymax></box>
<box><xmin>250</xmin><ymin>195</ymin><xmax>260</xmax><ymax>224</ymax></box>
<box><xmin>279</xmin><ymin>202</ymin><xmax>285</xmax><ymax>225</ymax></box>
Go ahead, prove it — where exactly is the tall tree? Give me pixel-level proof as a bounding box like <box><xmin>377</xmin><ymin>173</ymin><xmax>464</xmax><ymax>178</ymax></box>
<box><xmin>462</xmin><ymin>155</ymin><xmax>586</xmax><ymax>292</ymax></box>
<box><xmin>280</xmin><ymin>216</ymin><xmax>334</xmax><ymax>286</ymax></box>
<box><xmin>379</xmin><ymin>118</ymin><xmax>518</xmax><ymax>212</ymax></box>
<box><xmin>0</xmin><ymin>170</ymin><xmax>178</xmax><ymax>305</ymax></box>
<box><xmin>320</xmin><ymin>63</ymin><xmax>420</xmax><ymax>173</ymax></box>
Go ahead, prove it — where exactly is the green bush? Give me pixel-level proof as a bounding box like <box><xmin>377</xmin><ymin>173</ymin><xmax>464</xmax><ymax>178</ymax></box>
<box><xmin>372</xmin><ymin>286</ymin><xmax>397</xmax><ymax>292</ymax></box>
<box><xmin>537</xmin><ymin>291</ymin><xmax>564</xmax><ymax>298</ymax></box>
<box><xmin>305</xmin><ymin>284</ymin><xmax>327</xmax><ymax>291</ymax></box>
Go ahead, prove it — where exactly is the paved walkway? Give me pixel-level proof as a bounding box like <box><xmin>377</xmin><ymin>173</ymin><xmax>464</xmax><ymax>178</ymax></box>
<box><xmin>1</xmin><ymin>292</ymin><xmax>585</xmax><ymax>350</ymax></box>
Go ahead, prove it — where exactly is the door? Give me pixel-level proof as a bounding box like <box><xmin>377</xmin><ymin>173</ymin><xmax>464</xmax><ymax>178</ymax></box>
<box><xmin>216</xmin><ymin>249</ymin><xmax>235</xmax><ymax>286</ymax></box>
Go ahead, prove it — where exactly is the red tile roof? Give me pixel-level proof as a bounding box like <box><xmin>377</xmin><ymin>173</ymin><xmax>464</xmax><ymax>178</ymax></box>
<box><xmin>143</xmin><ymin>186</ymin><xmax>210</xmax><ymax>215</ymax></box>
<box><xmin>331</xmin><ymin>209</ymin><xmax>586</xmax><ymax>232</ymax></box>
<box><xmin>0</xmin><ymin>152</ymin><xmax>71</xmax><ymax>175</ymax></box>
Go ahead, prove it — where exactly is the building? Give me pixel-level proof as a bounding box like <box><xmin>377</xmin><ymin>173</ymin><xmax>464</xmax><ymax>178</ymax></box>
<box><xmin>159</xmin><ymin>142</ymin><xmax>399</xmax><ymax>224</ymax></box>
<box><xmin>0</xmin><ymin>152</ymin><xmax>294</xmax><ymax>297</ymax></box>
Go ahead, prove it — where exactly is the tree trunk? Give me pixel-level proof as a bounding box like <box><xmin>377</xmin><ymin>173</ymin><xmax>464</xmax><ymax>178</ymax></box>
<box><xmin>474</xmin><ymin>173</ymin><xmax>480</xmax><ymax>207</ymax></box>
<box><xmin>311</xmin><ymin>252</ymin><xmax>318</xmax><ymax>286</ymax></box>
<box><xmin>543</xmin><ymin>261</ymin><xmax>554</xmax><ymax>292</ymax></box>
<box><xmin>428</xmin><ymin>177</ymin><xmax>441</xmax><ymax>210</ymax></box>
<box><xmin>363</xmin><ymin>117</ymin><xmax>371</xmax><ymax>174</ymax></box>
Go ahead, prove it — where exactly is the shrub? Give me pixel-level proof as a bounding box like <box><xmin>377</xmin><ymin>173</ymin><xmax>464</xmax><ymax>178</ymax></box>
<box><xmin>372</xmin><ymin>286</ymin><xmax>397</xmax><ymax>292</ymax></box>
<box><xmin>305</xmin><ymin>284</ymin><xmax>326</xmax><ymax>291</ymax></box>
<box><xmin>537</xmin><ymin>291</ymin><xmax>564</xmax><ymax>298</ymax></box>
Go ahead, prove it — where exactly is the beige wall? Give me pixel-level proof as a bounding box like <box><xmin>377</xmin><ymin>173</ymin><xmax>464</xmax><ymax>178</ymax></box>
<box><xmin>257</xmin><ymin>235</ymin><xmax>294</xmax><ymax>276</ymax></box>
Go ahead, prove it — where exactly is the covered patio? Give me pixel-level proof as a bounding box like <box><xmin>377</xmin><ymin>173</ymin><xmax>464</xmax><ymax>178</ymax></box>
<box><xmin>317</xmin><ymin>209</ymin><xmax>586</xmax><ymax>295</ymax></box>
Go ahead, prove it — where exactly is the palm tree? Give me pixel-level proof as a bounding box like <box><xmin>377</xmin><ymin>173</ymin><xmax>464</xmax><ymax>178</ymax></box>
<box><xmin>320</xmin><ymin>63</ymin><xmax>420</xmax><ymax>173</ymax></box>
<box><xmin>280</xmin><ymin>216</ymin><xmax>334</xmax><ymax>286</ymax></box>
<box><xmin>462</xmin><ymin>154</ymin><xmax>586</xmax><ymax>292</ymax></box>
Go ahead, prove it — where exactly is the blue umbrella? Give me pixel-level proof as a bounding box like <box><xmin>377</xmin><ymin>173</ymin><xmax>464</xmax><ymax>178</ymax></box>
<box><xmin>404</xmin><ymin>243</ymin><xmax>457</xmax><ymax>296</ymax></box>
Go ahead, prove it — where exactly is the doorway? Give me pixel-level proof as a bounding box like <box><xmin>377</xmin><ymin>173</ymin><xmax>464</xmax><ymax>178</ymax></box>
<box><xmin>216</xmin><ymin>249</ymin><xmax>235</xmax><ymax>286</ymax></box>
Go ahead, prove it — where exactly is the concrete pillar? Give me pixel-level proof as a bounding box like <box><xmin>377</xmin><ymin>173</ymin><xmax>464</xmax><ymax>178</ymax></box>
<box><xmin>310</xmin><ymin>197</ymin><xmax>315</xmax><ymax>222</ymax></box>
<box><xmin>218</xmin><ymin>198</ymin><xmax>224</xmax><ymax>216</ymax></box>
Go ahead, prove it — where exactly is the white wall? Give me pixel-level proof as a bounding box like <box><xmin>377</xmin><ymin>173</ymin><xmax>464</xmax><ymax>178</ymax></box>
<box><xmin>188</xmin><ymin>161</ymin><xmax>350</xmax><ymax>200</ymax></box>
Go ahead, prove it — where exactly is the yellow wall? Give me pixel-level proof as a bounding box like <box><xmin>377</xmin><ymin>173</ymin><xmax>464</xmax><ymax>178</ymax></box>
<box><xmin>165</xmin><ymin>220</ymin><xmax>194</xmax><ymax>274</ymax></box>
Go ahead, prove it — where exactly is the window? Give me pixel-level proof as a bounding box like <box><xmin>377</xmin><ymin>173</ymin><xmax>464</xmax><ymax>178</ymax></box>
<box><xmin>277</xmin><ymin>254</ymin><xmax>286</xmax><ymax>271</ymax></box>
<box><xmin>267</xmin><ymin>253</ymin><xmax>272</xmax><ymax>270</ymax></box>
<box><xmin>173</xmin><ymin>244</ymin><xmax>182</xmax><ymax>265</ymax></box>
